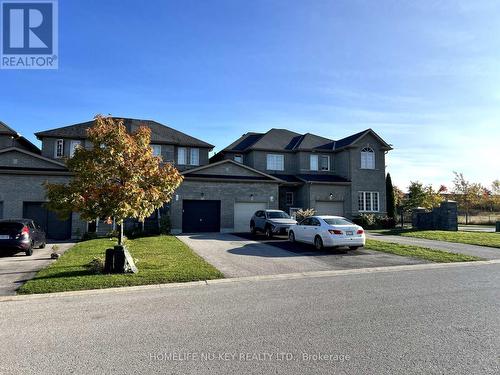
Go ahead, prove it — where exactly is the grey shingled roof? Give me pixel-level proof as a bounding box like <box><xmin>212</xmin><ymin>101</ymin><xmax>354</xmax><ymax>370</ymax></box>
<box><xmin>35</xmin><ymin>117</ymin><xmax>214</xmax><ymax>148</ymax></box>
<box><xmin>0</xmin><ymin>121</ymin><xmax>17</xmax><ymax>135</ymax></box>
<box><xmin>220</xmin><ymin>128</ymin><xmax>391</xmax><ymax>153</ymax></box>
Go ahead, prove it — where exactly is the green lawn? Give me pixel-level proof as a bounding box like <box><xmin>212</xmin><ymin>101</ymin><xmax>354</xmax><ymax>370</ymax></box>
<box><xmin>18</xmin><ymin>236</ymin><xmax>223</xmax><ymax>294</ymax></box>
<box><xmin>369</xmin><ymin>229</ymin><xmax>500</xmax><ymax>249</ymax></box>
<box><xmin>365</xmin><ymin>239</ymin><xmax>482</xmax><ymax>263</ymax></box>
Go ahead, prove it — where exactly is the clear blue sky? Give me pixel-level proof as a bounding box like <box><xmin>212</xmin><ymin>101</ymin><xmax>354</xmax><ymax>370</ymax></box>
<box><xmin>1</xmin><ymin>0</ymin><xmax>499</xmax><ymax>191</ymax></box>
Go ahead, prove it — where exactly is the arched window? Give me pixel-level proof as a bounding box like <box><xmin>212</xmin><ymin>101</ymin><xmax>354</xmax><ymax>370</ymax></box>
<box><xmin>361</xmin><ymin>147</ymin><xmax>375</xmax><ymax>169</ymax></box>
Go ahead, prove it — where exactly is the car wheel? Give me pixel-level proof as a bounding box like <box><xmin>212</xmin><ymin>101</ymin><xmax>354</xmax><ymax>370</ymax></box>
<box><xmin>314</xmin><ymin>236</ymin><xmax>323</xmax><ymax>250</ymax></box>
<box><xmin>349</xmin><ymin>246</ymin><xmax>359</xmax><ymax>250</ymax></box>
<box><xmin>25</xmin><ymin>245</ymin><xmax>33</xmax><ymax>256</ymax></box>
<box><xmin>39</xmin><ymin>241</ymin><xmax>46</xmax><ymax>249</ymax></box>
<box><xmin>288</xmin><ymin>231</ymin><xmax>295</xmax><ymax>243</ymax></box>
<box><xmin>265</xmin><ymin>226</ymin><xmax>273</xmax><ymax>238</ymax></box>
<box><xmin>250</xmin><ymin>223</ymin><xmax>257</xmax><ymax>235</ymax></box>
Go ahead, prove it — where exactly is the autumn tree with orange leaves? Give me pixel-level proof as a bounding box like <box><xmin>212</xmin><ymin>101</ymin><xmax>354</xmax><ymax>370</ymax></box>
<box><xmin>45</xmin><ymin>115</ymin><xmax>183</xmax><ymax>246</ymax></box>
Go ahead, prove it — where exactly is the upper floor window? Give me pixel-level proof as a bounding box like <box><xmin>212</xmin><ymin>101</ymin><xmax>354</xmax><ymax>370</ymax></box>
<box><xmin>361</xmin><ymin>147</ymin><xmax>375</xmax><ymax>169</ymax></box>
<box><xmin>358</xmin><ymin>191</ymin><xmax>379</xmax><ymax>212</ymax></box>
<box><xmin>310</xmin><ymin>155</ymin><xmax>318</xmax><ymax>170</ymax></box>
<box><xmin>189</xmin><ymin>148</ymin><xmax>199</xmax><ymax>166</ymax></box>
<box><xmin>234</xmin><ymin>154</ymin><xmax>243</xmax><ymax>163</ymax></box>
<box><xmin>151</xmin><ymin>144</ymin><xmax>162</xmax><ymax>157</ymax></box>
<box><xmin>55</xmin><ymin>139</ymin><xmax>64</xmax><ymax>158</ymax></box>
<box><xmin>310</xmin><ymin>154</ymin><xmax>330</xmax><ymax>171</ymax></box>
<box><xmin>69</xmin><ymin>140</ymin><xmax>81</xmax><ymax>158</ymax></box>
<box><xmin>178</xmin><ymin>147</ymin><xmax>187</xmax><ymax>165</ymax></box>
<box><xmin>266</xmin><ymin>154</ymin><xmax>284</xmax><ymax>171</ymax></box>
<box><xmin>319</xmin><ymin>155</ymin><xmax>329</xmax><ymax>171</ymax></box>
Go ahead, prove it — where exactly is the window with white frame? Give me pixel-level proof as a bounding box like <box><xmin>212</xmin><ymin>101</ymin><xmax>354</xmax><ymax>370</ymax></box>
<box><xmin>266</xmin><ymin>154</ymin><xmax>284</xmax><ymax>171</ymax></box>
<box><xmin>189</xmin><ymin>148</ymin><xmax>199</xmax><ymax>165</ymax></box>
<box><xmin>177</xmin><ymin>147</ymin><xmax>187</xmax><ymax>165</ymax></box>
<box><xmin>358</xmin><ymin>191</ymin><xmax>379</xmax><ymax>212</ymax></box>
<box><xmin>234</xmin><ymin>154</ymin><xmax>243</xmax><ymax>163</ymax></box>
<box><xmin>69</xmin><ymin>140</ymin><xmax>81</xmax><ymax>158</ymax></box>
<box><xmin>319</xmin><ymin>155</ymin><xmax>329</xmax><ymax>171</ymax></box>
<box><xmin>151</xmin><ymin>144</ymin><xmax>162</xmax><ymax>157</ymax></box>
<box><xmin>285</xmin><ymin>192</ymin><xmax>294</xmax><ymax>205</ymax></box>
<box><xmin>55</xmin><ymin>139</ymin><xmax>64</xmax><ymax>158</ymax></box>
<box><xmin>310</xmin><ymin>155</ymin><xmax>318</xmax><ymax>170</ymax></box>
<box><xmin>361</xmin><ymin>147</ymin><xmax>375</xmax><ymax>169</ymax></box>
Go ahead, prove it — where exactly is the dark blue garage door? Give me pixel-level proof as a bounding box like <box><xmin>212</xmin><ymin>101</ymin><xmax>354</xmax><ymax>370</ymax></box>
<box><xmin>23</xmin><ymin>202</ymin><xmax>72</xmax><ymax>240</ymax></box>
<box><xmin>182</xmin><ymin>200</ymin><xmax>221</xmax><ymax>233</ymax></box>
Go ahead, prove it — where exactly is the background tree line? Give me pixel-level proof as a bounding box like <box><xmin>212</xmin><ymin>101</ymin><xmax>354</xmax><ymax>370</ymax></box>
<box><xmin>386</xmin><ymin>172</ymin><xmax>500</xmax><ymax>225</ymax></box>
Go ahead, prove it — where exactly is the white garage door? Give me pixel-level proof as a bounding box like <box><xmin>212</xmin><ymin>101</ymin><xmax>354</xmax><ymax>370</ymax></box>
<box><xmin>314</xmin><ymin>201</ymin><xmax>344</xmax><ymax>216</ymax></box>
<box><xmin>234</xmin><ymin>202</ymin><xmax>267</xmax><ymax>232</ymax></box>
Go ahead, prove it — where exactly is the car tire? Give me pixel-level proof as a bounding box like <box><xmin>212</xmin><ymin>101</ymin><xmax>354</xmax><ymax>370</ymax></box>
<box><xmin>349</xmin><ymin>246</ymin><xmax>359</xmax><ymax>250</ymax></box>
<box><xmin>265</xmin><ymin>226</ymin><xmax>273</xmax><ymax>238</ymax></box>
<box><xmin>25</xmin><ymin>245</ymin><xmax>33</xmax><ymax>256</ymax></box>
<box><xmin>39</xmin><ymin>241</ymin><xmax>46</xmax><ymax>249</ymax></box>
<box><xmin>314</xmin><ymin>236</ymin><xmax>323</xmax><ymax>250</ymax></box>
<box><xmin>289</xmin><ymin>231</ymin><xmax>295</xmax><ymax>243</ymax></box>
<box><xmin>250</xmin><ymin>222</ymin><xmax>257</xmax><ymax>235</ymax></box>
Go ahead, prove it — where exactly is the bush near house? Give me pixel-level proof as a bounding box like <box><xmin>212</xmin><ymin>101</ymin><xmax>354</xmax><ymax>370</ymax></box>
<box><xmin>352</xmin><ymin>214</ymin><xmax>396</xmax><ymax>229</ymax></box>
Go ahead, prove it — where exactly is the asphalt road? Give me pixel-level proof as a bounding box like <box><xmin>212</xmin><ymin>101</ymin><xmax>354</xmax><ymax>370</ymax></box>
<box><xmin>1</xmin><ymin>261</ymin><xmax>499</xmax><ymax>374</ymax></box>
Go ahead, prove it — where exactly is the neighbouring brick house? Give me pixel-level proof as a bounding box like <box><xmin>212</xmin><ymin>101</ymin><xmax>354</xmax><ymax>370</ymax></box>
<box><xmin>0</xmin><ymin>118</ymin><xmax>392</xmax><ymax>238</ymax></box>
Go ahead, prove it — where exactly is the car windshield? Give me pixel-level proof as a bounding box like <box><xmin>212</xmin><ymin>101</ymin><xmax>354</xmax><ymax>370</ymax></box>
<box><xmin>267</xmin><ymin>211</ymin><xmax>290</xmax><ymax>219</ymax></box>
<box><xmin>323</xmin><ymin>218</ymin><xmax>354</xmax><ymax>225</ymax></box>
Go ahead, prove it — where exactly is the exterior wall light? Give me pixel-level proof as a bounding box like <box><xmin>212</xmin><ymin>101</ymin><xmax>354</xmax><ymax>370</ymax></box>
<box><xmin>175</xmin><ymin>194</ymin><xmax>179</xmax><ymax>201</ymax></box>
<box><xmin>270</xmin><ymin>196</ymin><xmax>274</xmax><ymax>202</ymax></box>
<box><xmin>201</xmin><ymin>192</ymin><xmax>205</xmax><ymax>199</ymax></box>
<box><xmin>250</xmin><ymin>194</ymin><xmax>254</xmax><ymax>201</ymax></box>
<box><xmin>329</xmin><ymin>193</ymin><xmax>334</xmax><ymax>200</ymax></box>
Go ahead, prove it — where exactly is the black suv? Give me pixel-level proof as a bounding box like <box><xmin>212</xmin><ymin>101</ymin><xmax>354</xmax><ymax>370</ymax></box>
<box><xmin>0</xmin><ymin>219</ymin><xmax>46</xmax><ymax>256</ymax></box>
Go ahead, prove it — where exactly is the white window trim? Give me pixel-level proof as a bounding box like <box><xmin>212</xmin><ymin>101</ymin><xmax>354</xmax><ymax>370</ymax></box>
<box><xmin>360</xmin><ymin>147</ymin><xmax>375</xmax><ymax>169</ymax></box>
<box><xmin>177</xmin><ymin>147</ymin><xmax>187</xmax><ymax>165</ymax></box>
<box><xmin>55</xmin><ymin>139</ymin><xmax>64</xmax><ymax>158</ymax></box>
<box><xmin>358</xmin><ymin>191</ymin><xmax>380</xmax><ymax>212</ymax></box>
<box><xmin>69</xmin><ymin>140</ymin><xmax>81</xmax><ymax>158</ymax></box>
<box><xmin>189</xmin><ymin>148</ymin><xmax>199</xmax><ymax>166</ymax></box>
<box><xmin>266</xmin><ymin>154</ymin><xmax>284</xmax><ymax>171</ymax></box>
<box><xmin>310</xmin><ymin>154</ymin><xmax>318</xmax><ymax>171</ymax></box>
<box><xmin>234</xmin><ymin>154</ymin><xmax>243</xmax><ymax>163</ymax></box>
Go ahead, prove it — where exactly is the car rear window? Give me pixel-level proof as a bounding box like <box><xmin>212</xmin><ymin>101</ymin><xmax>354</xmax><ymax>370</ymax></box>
<box><xmin>0</xmin><ymin>222</ymin><xmax>24</xmax><ymax>233</ymax></box>
<box><xmin>323</xmin><ymin>218</ymin><xmax>353</xmax><ymax>225</ymax></box>
<box><xmin>267</xmin><ymin>211</ymin><xmax>290</xmax><ymax>219</ymax></box>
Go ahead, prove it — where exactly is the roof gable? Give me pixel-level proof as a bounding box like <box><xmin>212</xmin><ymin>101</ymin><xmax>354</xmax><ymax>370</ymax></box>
<box><xmin>35</xmin><ymin>117</ymin><xmax>214</xmax><ymax>149</ymax></box>
<box><xmin>183</xmin><ymin>160</ymin><xmax>283</xmax><ymax>182</ymax></box>
<box><xmin>0</xmin><ymin>147</ymin><xmax>67</xmax><ymax>170</ymax></box>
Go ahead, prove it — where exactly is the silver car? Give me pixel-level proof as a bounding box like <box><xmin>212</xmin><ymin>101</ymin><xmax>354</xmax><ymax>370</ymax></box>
<box><xmin>250</xmin><ymin>210</ymin><xmax>297</xmax><ymax>238</ymax></box>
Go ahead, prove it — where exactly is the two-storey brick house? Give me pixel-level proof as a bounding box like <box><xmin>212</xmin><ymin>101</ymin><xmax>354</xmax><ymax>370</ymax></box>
<box><xmin>211</xmin><ymin>128</ymin><xmax>392</xmax><ymax>219</ymax></box>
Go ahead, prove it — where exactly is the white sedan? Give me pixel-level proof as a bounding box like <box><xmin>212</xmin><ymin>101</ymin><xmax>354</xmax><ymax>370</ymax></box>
<box><xmin>288</xmin><ymin>215</ymin><xmax>365</xmax><ymax>250</ymax></box>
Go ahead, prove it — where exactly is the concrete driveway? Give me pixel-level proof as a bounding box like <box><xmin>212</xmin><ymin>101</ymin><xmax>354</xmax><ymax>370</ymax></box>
<box><xmin>178</xmin><ymin>233</ymin><xmax>428</xmax><ymax>277</ymax></box>
<box><xmin>0</xmin><ymin>242</ymin><xmax>75</xmax><ymax>295</ymax></box>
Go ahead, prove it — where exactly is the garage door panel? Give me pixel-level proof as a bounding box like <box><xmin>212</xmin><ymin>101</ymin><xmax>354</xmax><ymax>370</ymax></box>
<box><xmin>182</xmin><ymin>200</ymin><xmax>221</xmax><ymax>233</ymax></box>
<box><xmin>314</xmin><ymin>201</ymin><xmax>344</xmax><ymax>216</ymax></box>
<box><xmin>23</xmin><ymin>202</ymin><xmax>72</xmax><ymax>240</ymax></box>
<box><xmin>234</xmin><ymin>202</ymin><xmax>267</xmax><ymax>233</ymax></box>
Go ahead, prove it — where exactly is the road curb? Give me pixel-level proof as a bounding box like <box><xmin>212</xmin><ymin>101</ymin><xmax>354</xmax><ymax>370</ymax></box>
<box><xmin>1</xmin><ymin>259</ymin><xmax>499</xmax><ymax>302</ymax></box>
